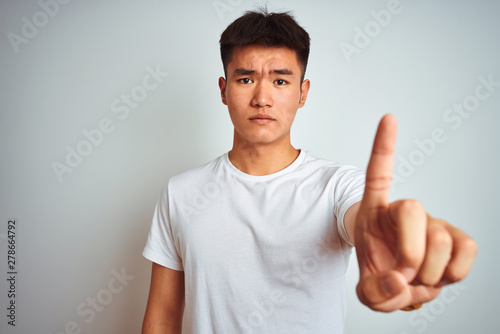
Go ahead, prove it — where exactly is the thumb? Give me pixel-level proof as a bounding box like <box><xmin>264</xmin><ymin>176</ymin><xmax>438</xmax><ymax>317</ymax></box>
<box><xmin>357</xmin><ymin>270</ymin><xmax>408</xmax><ymax>311</ymax></box>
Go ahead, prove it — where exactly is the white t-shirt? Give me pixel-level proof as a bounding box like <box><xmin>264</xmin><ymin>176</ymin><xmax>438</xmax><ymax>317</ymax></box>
<box><xmin>143</xmin><ymin>150</ymin><xmax>365</xmax><ymax>333</ymax></box>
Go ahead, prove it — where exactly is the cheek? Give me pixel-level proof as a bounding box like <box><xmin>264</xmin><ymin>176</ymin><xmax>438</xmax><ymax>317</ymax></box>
<box><xmin>227</xmin><ymin>105</ymin><xmax>248</xmax><ymax>128</ymax></box>
<box><xmin>283</xmin><ymin>92</ymin><xmax>302</xmax><ymax>122</ymax></box>
<box><xmin>276</xmin><ymin>89</ymin><xmax>301</xmax><ymax>110</ymax></box>
<box><xmin>226</xmin><ymin>88</ymin><xmax>249</xmax><ymax>109</ymax></box>
<box><xmin>283</xmin><ymin>111</ymin><xmax>298</xmax><ymax>126</ymax></box>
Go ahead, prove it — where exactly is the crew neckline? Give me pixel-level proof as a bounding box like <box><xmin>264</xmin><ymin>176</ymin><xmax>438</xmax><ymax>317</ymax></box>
<box><xmin>223</xmin><ymin>149</ymin><xmax>307</xmax><ymax>181</ymax></box>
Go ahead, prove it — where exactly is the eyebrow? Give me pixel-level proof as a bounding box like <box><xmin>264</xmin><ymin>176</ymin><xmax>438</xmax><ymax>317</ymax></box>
<box><xmin>232</xmin><ymin>68</ymin><xmax>294</xmax><ymax>76</ymax></box>
<box><xmin>233</xmin><ymin>68</ymin><xmax>255</xmax><ymax>76</ymax></box>
<box><xmin>273</xmin><ymin>69</ymin><xmax>293</xmax><ymax>75</ymax></box>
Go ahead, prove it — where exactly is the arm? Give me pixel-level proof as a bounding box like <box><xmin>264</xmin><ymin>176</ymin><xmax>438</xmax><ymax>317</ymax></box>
<box><xmin>142</xmin><ymin>262</ymin><xmax>185</xmax><ymax>334</ymax></box>
<box><xmin>344</xmin><ymin>201</ymin><xmax>361</xmax><ymax>247</ymax></box>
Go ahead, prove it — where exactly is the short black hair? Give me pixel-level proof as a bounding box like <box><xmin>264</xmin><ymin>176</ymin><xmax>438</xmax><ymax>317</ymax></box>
<box><xmin>219</xmin><ymin>8</ymin><xmax>310</xmax><ymax>81</ymax></box>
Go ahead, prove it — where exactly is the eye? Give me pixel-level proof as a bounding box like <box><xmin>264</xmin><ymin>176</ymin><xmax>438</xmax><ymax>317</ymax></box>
<box><xmin>238</xmin><ymin>78</ymin><xmax>253</xmax><ymax>84</ymax></box>
<box><xmin>274</xmin><ymin>79</ymin><xmax>287</xmax><ymax>86</ymax></box>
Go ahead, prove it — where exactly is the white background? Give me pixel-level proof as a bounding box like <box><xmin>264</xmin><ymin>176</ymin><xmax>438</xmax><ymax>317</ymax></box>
<box><xmin>1</xmin><ymin>0</ymin><xmax>498</xmax><ymax>333</ymax></box>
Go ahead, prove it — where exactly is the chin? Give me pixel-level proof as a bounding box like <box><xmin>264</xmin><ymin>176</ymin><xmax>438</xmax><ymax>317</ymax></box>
<box><xmin>248</xmin><ymin>135</ymin><xmax>289</xmax><ymax>147</ymax></box>
<box><xmin>235</xmin><ymin>128</ymin><xmax>289</xmax><ymax>146</ymax></box>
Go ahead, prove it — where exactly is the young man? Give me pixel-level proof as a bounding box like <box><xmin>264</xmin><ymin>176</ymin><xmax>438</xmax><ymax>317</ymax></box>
<box><xmin>141</xmin><ymin>9</ymin><xmax>477</xmax><ymax>333</ymax></box>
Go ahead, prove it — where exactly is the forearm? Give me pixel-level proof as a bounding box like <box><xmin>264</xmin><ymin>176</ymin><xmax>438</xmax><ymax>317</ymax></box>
<box><xmin>142</xmin><ymin>263</ymin><xmax>185</xmax><ymax>334</ymax></box>
<box><xmin>141</xmin><ymin>302</ymin><xmax>184</xmax><ymax>334</ymax></box>
<box><xmin>142</xmin><ymin>317</ymin><xmax>182</xmax><ymax>334</ymax></box>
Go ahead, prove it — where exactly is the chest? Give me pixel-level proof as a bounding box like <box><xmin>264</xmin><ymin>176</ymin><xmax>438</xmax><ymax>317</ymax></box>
<box><xmin>171</xmin><ymin>179</ymin><xmax>344</xmax><ymax>278</ymax></box>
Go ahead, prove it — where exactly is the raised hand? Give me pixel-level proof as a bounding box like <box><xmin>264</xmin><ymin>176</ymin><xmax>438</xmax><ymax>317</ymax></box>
<box><xmin>353</xmin><ymin>114</ymin><xmax>477</xmax><ymax>312</ymax></box>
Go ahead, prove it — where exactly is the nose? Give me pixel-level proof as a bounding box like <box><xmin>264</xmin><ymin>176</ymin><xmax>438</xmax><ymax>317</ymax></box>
<box><xmin>251</xmin><ymin>81</ymin><xmax>273</xmax><ymax>108</ymax></box>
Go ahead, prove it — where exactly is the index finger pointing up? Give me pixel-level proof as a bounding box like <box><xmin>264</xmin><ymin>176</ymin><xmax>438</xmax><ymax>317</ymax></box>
<box><xmin>362</xmin><ymin>114</ymin><xmax>398</xmax><ymax>209</ymax></box>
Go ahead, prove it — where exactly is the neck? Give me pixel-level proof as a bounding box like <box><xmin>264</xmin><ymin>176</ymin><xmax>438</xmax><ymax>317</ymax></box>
<box><xmin>228</xmin><ymin>138</ymin><xmax>300</xmax><ymax>176</ymax></box>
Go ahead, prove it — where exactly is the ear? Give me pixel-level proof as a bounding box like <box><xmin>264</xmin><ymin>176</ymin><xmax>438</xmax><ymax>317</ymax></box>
<box><xmin>298</xmin><ymin>79</ymin><xmax>310</xmax><ymax>108</ymax></box>
<box><xmin>218</xmin><ymin>77</ymin><xmax>227</xmax><ymax>105</ymax></box>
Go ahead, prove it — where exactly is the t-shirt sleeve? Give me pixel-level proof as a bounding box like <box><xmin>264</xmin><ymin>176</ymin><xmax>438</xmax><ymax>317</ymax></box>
<box><xmin>142</xmin><ymin>182</ymin><xmax>184</xmax><ymax>271</ymax></box>
<box><xmin>333</xmin><ymin>165</ymin><xmax>366</xmax><ymax>247</ymax></box>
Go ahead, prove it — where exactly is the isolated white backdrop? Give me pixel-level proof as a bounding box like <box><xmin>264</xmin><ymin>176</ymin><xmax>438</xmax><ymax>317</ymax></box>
<box><xmin>1</xmin><ymin>0</ymin><xmax>498</xmax><ymax>333</ymax></box>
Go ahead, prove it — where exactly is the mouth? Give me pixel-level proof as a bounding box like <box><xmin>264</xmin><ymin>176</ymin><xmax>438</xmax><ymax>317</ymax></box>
<box><xmin>249</xmin><ymin>113</ymin><xmax>276</xmax><ymax>122</ymax></box>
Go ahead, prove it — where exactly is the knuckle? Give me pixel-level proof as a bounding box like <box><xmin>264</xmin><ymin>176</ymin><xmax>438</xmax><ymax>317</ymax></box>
<box><xmin>428</xmin><ymin>227</ymin><xmax>453</xmax><ymax>250</ymax></box>
<box><xmin>400</xmin><ymin>251</ymin><xmax>422</xmax><ymax>268</ymax></box>
<box><xmin>399</xmin><ymin>199</ymin><xmax>423</xmax><ymax>210</ymax></box>
<box><xmin>395</xmin><ymin>199</ymin><xmax>425</xmax><ymax>219</ymax></box>
<box><xmin>419</xmin><ymin>274</ymin><xmax>439</xmax><ymax>286</ymax></box>
<box><xmin>365</xmin><ymin>175</ymin><xmax>392</xmax><ymax>191</ymax></box>
<box><xmin>445</xmin><ymin>265</ymin><xmax>467</xmax><ymax>283</ymax></box>
<box><xmin>458</xmin><ymin>236</ymin><xmax>478</xmax><ymax>256</ymax></box>
<box><xmin>398</xmin><ymin>245</ymin><xmax>422</xmax><ymax>266</ymax></box>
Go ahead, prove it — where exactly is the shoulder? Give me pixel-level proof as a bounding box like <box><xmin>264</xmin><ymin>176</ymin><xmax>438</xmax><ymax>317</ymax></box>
<box><xmin>165</xmin><ymin>154</ymin><xmax>227</xmax><ymax>194</ymax></box>
<box><xmin>298</xmin><ymin>151</ymin><xmax>365</xmax><ymax>179</ymax></box>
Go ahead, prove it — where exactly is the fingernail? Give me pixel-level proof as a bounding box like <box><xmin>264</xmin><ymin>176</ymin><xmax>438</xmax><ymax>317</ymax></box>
<box><xmin>401</xmin><ymin>267</ymin><xmax>416</xmax><ymax>282</ymax></box>
<box><xmin>436</xmin><ymin>278</ymin><xmax>450</xmax><ymax>288</ymax></box>
<box><xmin>381</xmin><ymin>275</ymin><xmax>397</xmax><ymax>297</ymax></box>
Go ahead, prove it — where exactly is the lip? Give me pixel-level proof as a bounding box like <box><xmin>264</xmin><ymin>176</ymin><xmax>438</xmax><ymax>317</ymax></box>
<box><xmin>249</xmin><ymin>113</ymin><xmax>276</xmax><ymax>123</ymax></box>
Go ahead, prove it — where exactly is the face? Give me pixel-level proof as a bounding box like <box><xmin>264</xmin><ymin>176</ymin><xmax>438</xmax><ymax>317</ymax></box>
<box><xmin>218</xmin><ymin>45</ymin><xmax>310</xmax><ymax>148</ymax></box>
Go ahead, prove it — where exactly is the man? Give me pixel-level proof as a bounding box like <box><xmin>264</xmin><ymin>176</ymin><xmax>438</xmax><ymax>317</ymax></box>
<box><xmin>141</xmin><ymin>9</ymin><xmax>477</xmax><ymax>333</ymax></box>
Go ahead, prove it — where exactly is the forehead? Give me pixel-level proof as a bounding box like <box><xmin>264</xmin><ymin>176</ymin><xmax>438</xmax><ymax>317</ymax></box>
<box><xmin>228</xmin><ymin>45</ymin><xmax>300</xmax><ymax>72</ymax></box>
